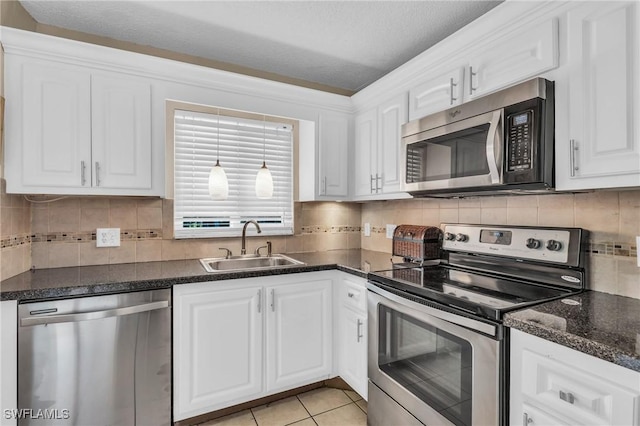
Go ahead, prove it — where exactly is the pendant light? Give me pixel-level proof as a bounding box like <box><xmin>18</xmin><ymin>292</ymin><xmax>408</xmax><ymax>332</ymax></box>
<box><xmin>208</xmin><ymin>110</ymin><xmax>229</xmax><ymax>200</ymax></box>
<box><xmin>255</xmin><ymin>117</ymin><xmax>274</xmax><ymax>199</ymax></box>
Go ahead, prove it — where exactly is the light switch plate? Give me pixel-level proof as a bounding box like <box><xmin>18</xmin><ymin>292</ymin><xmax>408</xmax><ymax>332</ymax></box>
<box><xmin>97</xmin><ymin>228</ymin><xmax>120</xmax><ymax>247</ymax></box>
<box><xmin>386</xmin><ymin>224</ymin><xmax>397</xmax><ymax>239</ymax></box>
<box><xmin>364</xmin><ymin>223</ymin><xmax>371</xmax><ymax>237</ymax></box>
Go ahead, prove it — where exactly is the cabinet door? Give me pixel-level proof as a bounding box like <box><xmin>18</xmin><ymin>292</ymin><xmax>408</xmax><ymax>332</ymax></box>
<box><xmin>521</xmin><ymin>403</ymin><xmax>570</xmax><ymax>426</ymax></box>
<box><xmin>318</xmin><ymin>112</ymin><xmax>349</xmax><ymax>197</ymax></box>
<box><xmin>17</xmin><ymin>61</ymin><xmax>91</xmax><ymax>188</ymax></box>
<box><xmin>339</xmin><ymin>307</ymin><xmax>367</xmax><ymax>399</ymax></box>
<box><xmin>354</xmin><ymin>109</ymin><xmax>378</xmax><ymax>197</ymax></box>
<box><xmin>173</xmin><ymin>285</ymin><xmax>263</xmax><ymax>421</ymax></box>
<box><xmin>408</xmin><ymin>67</ymin><xmax>464</xmax><ymax>121</ymax></box>
<box><xmin>266</xmin><ymin>279</ymin><xmax>332</xmax><ymax>392</ymax></box>
<box><xmin>467</xmin><ymin>19</ymin><xmax>558</xmax><ymax>100</ymax></box>
<box><xmin>91</xmin><ymin>74</ymin><xmax>152</xmax><ymax>189</ymax></box>
<box><xmin>559</xmin><ymin>2</ymin><xmax>640</xmax><ymax>190</ymax></box>
<box><xmin>378</xmin><ymin>93</ymin><xmax>408</xmax><ymax>194</ymax></box>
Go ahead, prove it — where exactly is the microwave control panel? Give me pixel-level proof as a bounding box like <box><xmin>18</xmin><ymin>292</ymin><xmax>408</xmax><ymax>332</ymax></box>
<box><xmin>507</xmin><ymin>110</ymin><xmax>533</xmax><ymax>171</ymax></box>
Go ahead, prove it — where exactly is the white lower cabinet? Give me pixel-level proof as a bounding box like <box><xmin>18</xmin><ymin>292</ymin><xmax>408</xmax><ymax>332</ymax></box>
<box><xmin>0</xmin><ymin>301</ymin><xmax>17</xmax><ymax>426</ymax></box>
<box><xmin>510</xmin><ymin>329</ymin><xmax>640</xmax><ymax>426</ymax></box>
<box><xmin>266</xmin><ymin>280</ymin><xmax>333</xmax><ymax>393</ymax></box>
<box><xmin>173</xmin><ymin>272</ymin><xmax>334</xmax><ymax>421</ymax></box>
<box><xmin>336</xmin><ymin>274</ymin><xmax>368</xmax><ymax>400</ymax></box>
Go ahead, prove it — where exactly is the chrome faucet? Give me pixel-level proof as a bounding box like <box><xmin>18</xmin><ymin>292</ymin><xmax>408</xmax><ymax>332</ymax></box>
<box><xmin>241</xmin><ymin>220</ymin><xmax>262</xmax><ymax>255</ymax></box>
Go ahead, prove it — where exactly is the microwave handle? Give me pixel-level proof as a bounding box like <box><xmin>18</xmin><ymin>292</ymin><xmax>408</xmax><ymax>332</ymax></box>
<box><xmin>485</xmin><ymin>110</ymin><xmax>503</xmax><ymax>184</ymax></box>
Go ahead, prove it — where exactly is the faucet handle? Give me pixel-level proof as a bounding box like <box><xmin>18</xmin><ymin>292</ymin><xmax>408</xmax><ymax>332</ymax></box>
<box><xmin>255</xmin><ymin>241</ymin><xmax>272</xmax><ymax>257</ymax></box>
<box><xmin>218</xmin><ymin>247</ymin><xmax>232</xmax><ymax>259</ymax></box>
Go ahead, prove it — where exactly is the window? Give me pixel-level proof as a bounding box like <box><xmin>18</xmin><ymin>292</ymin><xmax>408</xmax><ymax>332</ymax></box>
<box><xmin>172</xmin><ymin>105</ymin><xmax>294</xmax><ymax>238</ymax></box>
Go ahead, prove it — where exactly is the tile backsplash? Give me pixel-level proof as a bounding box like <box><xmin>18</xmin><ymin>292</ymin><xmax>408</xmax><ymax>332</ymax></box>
<box><xmin>361</xmin><ymin>191</ymin><xmax>640</xmax><ymax>299</ymax></box>
<box><xmin>24</xmin><ymin>198</ymin><xmax>360</xmax><ymax>272</ymax></box>
<box><xmin>4</xmin><ymin>184</ymin><xmax>640</xmax><ymax>300</ymax></box>
<box><xmin>0</xmin><ymin>179</ymin><xmax>32</xmax><ymax>280</ymax></box>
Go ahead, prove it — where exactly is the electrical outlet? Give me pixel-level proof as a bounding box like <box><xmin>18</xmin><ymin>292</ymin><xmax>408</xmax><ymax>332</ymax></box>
<box><xmin>364</xmin><ymin>223</ymin><xmax>371</xmax><ymax>237</ymax></box>
<box><xmin>386</xmin><ymin>224</ymin><xmax>397</xmax><ymax>239</ymax></box>
<box><xmin>97</xmin><ymin>228</ymin><xmax>120</xmax><ymax>247</ymax></box>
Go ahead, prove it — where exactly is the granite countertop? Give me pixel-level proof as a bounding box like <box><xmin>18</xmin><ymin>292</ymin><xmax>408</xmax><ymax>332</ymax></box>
<box><xmin>0</xmin><ymin>249</ymin><xmax>397</xmax><ymax>302</ymax></box>
<box><xmin>504</xmin><ymin>291</ymin><xmax>640</xmax><ymax>372</ymax></box>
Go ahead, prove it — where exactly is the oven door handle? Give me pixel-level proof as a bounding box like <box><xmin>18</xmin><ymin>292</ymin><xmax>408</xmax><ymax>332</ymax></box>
<box><xmin>485</xmin><ymin>110</ymin><xmax>503</xmax><ymax>185</ymax></box>
<box><xmin>366</xmin><ymin>281</ymin><xmax>498</xmax><ymax>337</ymax></box>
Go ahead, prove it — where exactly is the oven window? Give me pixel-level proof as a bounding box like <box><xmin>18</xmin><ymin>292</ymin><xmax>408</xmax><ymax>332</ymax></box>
<box><xmin>378</xmin><ymin>305</ymin><xmax>472</xmax><ymax>426</ymax></box>
<box><xmin>406</xmin><ymin>124</ymin><xmax>490</xmax><ymax>183</ymax></box>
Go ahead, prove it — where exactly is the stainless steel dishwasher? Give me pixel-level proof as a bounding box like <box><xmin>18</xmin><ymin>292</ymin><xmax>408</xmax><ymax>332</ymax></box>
<box><xmin>18</xmin><ymin>289</ymin><xmax>171</xmax><ymax>426</ymax></box>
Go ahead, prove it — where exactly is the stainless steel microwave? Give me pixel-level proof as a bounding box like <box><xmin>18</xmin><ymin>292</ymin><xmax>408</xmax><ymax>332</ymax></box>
<box><xmin>401</xmin><ymin>78</ymin><xmax>554</xmax><ymax>197</ymax></box>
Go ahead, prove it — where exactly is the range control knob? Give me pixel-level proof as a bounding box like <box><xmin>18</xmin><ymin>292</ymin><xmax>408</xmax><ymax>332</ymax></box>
<box><xmin>546</xmin><ymin>239</ymin><xmax>562</xmax><ymax>251</ymax></box>
<box><xmin>444</xmin><ymin>232</ymin><xmax>456</xmax><ymax>241</ymax></box>
<box><xmin>455</xmin><ymin>233</ymin><xmax>468</xmax><ymax>242</ymax></box>
<box><xmin>525</xmin><ymin>238</ymin><xmax>541</xmax><ymax>249</ymax></box>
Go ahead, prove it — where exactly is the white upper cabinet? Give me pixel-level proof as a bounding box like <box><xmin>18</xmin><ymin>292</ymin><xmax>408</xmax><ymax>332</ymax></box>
<box><xmin>15</xmin><ymin>61</ymin><xmax>92</xmax><ymax>189</ymax></box>
<box><xmin>317</xmin><ymin>111</ymin><xmax>349</xmax><ymax>198</ymax></box>
<box><xmin>408</xmin><ymin>67</ymin><xmax>464</xmax><ymax>121</ymax></box>
<box><xmin>354</xmin><ymin>93</ymin><xmax>410</xmax><ymax>199</ymax></box>
<box><xmin>466</xmin><ymin>19</ymin><xmax>558</xmax><ymax>101</ymax></box>
<box><xmin>91</xmin><ymin>74</ymin><xmax>152</xmax><ymax>190</ymax></box>
<box><xmin>378</xmin><ymin>93</ymin><xmax>409</xmax><ymax>194</ymax></box>
<box><xmin>556</xmin><ymin>1</ymin><xmax>640</xmax><ymax>190</ymax></box>
<box><xmin>4</xmin><ymin>56</ymin><xmax>154</xmax><ymax>195</ymax></box>
<box><xmin>406</xmin><ymin>19</ymin><xmax>558</xmax><ymax>122</ymax></box>
<box><xmin>354</xmin><ymin>108</ymin><xmax>378</xmax><ymax>197</ymax></box>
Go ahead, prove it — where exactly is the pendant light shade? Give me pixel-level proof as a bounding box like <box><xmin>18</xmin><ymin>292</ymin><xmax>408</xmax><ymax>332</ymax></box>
<box><xmin>208</xmin><ymin>111</ymin><xmax>229</xmax><ymax>200</ymax></box>
<box><xmin>255</xmin><ymin>117</ymin><xmax>274</xmax><ymax>199</ymax></box>
<box><xmin>255</xmin><ymin>161</ymin><xmax>273</xmax><ymax>199</ymax></box>
<box><xmin>209</xmin><ymin>159</ymin><xmax>229</xmax><ymax>200</ymax></box>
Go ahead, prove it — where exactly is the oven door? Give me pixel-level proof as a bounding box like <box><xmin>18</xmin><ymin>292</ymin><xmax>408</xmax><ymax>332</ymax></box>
<box><xmin>402</xmin><ymin>109</ymin><xmax>503</xmax><ymax>193</ymax></box>
<box><xmin>367</xmin><ymin>283</ymin><xmax>501</xmax><ymax>426</ymax></box>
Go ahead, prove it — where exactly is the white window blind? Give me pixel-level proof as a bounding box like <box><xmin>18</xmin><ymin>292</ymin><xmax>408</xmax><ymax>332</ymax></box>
<box><xmin>174</xmin><ymin>109</ymin><xmax>294</xmax><ymax>238</ymax></box>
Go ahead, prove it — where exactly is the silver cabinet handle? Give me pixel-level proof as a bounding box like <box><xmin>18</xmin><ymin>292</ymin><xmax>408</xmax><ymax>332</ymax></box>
<box><xmin>347</xmin><ymin>292</ymin><xmax>355</xmax><ymax>298</ymax></box>
<box><xmin>559</xmin><ymin>390</ymin><xmax>575</xmax><ymax>404</ymax></box>
<box><xmin>570</xmin><ymin>139</ymin><xmax>579</xmax><ymax>177</ymax></box>
<box><xmin>95</xmin><ymin>161</ymin><xmax>101</xmax><ymax>187</ymax></box>
<box><xmin>450</xmin><ymin>77</ymin><xmax>458</xmax><ymax>105</ymax></box>
<box><xmin>257</xmin><ymin>289</ymin><xmax>262</xmax><ymax>313</ymax></box>
<box><xmin>523</xmin><ymin>412</ymin><xmax>533</xmax><ymax>425</ymax></box>
<box><xmin>270</xmin><ymin>289</ymin><xmax>275</xmax><ymax>312</ymax></box>
<box><xmin>469</xmin><ymin>66</ymin><xmax>477</xmax><ymax>94</ymax></box>
<box><xmin>370</xmin><ymin>174</ymin><xmax>375</xmax><ymax>193</ymax></box>
<box><xmin>80</xmin><ymin>161</ymin><xmax>87</xmax><ymax>186</ymax></box>
<box><xmin>375</xmin><ymin>174</ymin><xmax>382</xmax><ymax>193</ymax></box>
<box><xmin>357</xmin><ymin>318</ymin><xmax>364</xmax><ymax>342</ymax></box>
<box><xmin>21</xmin><ymin>301</ymin><xmax>169</xmax><ymax>326</ymax></box>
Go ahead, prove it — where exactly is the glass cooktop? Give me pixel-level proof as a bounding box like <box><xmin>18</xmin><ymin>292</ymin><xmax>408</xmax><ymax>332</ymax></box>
<box><xmin>368</xmin><ymin>264</ymin><xmax>578</xmax><ymax>321</ymax></box>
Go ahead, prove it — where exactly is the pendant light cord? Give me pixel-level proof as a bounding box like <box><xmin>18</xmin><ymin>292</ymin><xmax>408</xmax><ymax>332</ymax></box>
<box><xmin>263</xmin><ymin>116</ymin><xmax>266</xmax><ymax>166</ymax></box>
<box><xmin>216</xmin><ymin>108</ymin><xmax>221</xmax><ymax>166</ymax></box>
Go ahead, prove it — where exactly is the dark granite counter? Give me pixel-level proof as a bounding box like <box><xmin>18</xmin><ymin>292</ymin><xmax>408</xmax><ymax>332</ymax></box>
<box><xmin>504</xmin><ymin>291</ymin><xmax>640</xmax><ymax>372</ymax></box>
<box><xmin>0</xmin><ymin>249</ymin><xmax>397</xmax><ymax>302</ymax></box>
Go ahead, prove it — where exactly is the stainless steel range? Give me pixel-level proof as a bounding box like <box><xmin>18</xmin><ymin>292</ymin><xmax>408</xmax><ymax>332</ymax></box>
<box><xmin>367</xmin><ymin>223</ymin><xmax>588</xmax><ymax>426</ymax></box>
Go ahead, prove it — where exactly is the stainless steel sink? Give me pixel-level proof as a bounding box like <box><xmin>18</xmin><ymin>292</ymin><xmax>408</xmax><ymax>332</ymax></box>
<box><xmin>199</xmin><ymin>254</ymin><xmax>305</xmax><ymax>273</ymax></box>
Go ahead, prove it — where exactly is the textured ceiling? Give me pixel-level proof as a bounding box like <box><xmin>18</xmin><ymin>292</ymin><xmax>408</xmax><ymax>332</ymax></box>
<box><xmin>19</xmin><ymin>0</ymin><xmax>502</xmax><ymax>93</ymax></box>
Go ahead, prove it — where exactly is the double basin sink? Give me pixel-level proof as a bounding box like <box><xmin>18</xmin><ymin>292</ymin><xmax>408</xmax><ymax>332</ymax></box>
<box><xmin>200</xmin><ymin>254</ymin><xmax>305</xmax><ymax>273</ymax></box>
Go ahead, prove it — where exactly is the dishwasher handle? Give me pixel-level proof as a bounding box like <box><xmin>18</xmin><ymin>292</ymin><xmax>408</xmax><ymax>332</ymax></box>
<box><xmin>20</xmin><ymin>300</ymin><xmax>169</xmax><ymax>327</ymax></box>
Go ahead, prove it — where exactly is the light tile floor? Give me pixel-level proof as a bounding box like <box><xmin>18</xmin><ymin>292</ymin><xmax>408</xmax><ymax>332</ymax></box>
<box><xmin>200</xmin><ymin>387</ymin><xmax>367</xmax><ymax>426</ymax></box>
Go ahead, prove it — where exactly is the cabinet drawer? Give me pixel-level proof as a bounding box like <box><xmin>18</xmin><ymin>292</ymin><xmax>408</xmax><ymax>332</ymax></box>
<box><xmin>522</xmin><ymin>349</ymin><xmax>640</xmax><ymax>425</ymax></box>
<box><xmin>340</xmin><ymin>278</ymin><xmax>366</xmax><ymax>312</ymax></box>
